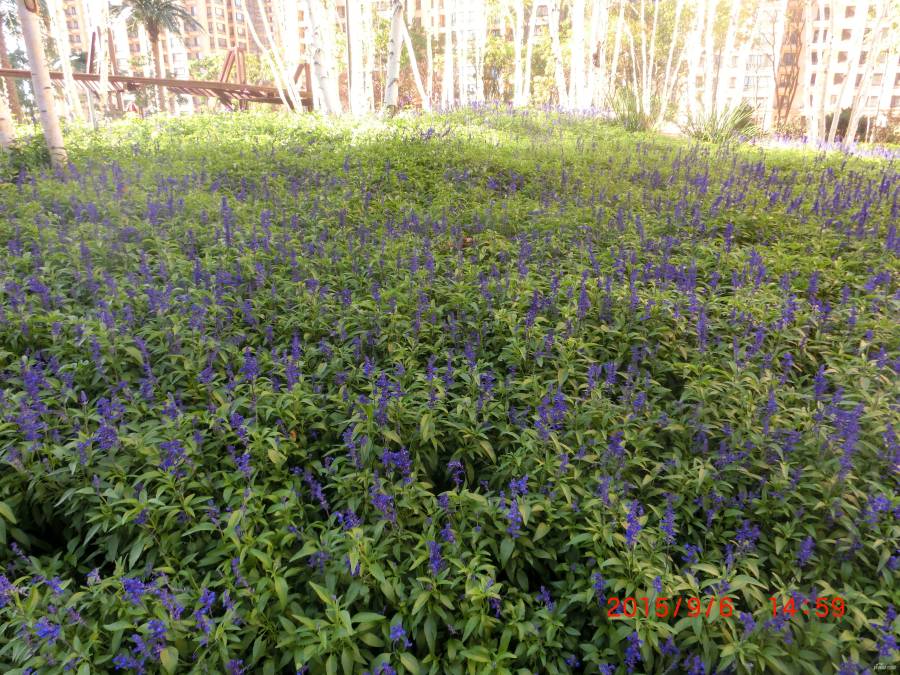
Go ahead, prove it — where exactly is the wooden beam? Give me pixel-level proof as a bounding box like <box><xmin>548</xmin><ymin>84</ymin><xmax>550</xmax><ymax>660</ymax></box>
<box><xmin>0</xmin><ymin>68</ymin><xmax>312</xmax><ymax>106</ymax></box>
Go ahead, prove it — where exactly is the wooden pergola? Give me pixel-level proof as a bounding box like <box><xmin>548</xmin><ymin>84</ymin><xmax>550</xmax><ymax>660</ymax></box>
<box><xmin>0</xmin><ymin>66</ymin><xmax>312</xmax><ymax>109</ymax></box>
<box><xmin>0</xmin><ymin>38</ymin><xmax>313</xmax><ymax>113</ymax></box>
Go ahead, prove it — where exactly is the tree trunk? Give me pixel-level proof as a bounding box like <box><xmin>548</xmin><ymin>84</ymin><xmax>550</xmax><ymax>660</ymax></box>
<box><xmin>149</xmin><ymin>29</ymin><xmax>167</xmax><ymax>113</ymax></box>
<box><xmin>643</xmin><ymin>0</ymin><xmax>660</xmax><ymax>113</ymax></box>
<box><xmin>347</xmin><ymin>0</ymin><xmax>367</xmax><ymax>114</ymax></box>
<box><xmin>424</xmin><ymin>0</ymin><xmax>434</xmax><ymax>103</ymax></box>
<box><xmin>48</xmin><ymin>0</ymin><xmax>82</xmax><ymax>121</ymax></box>
<box><xmin>684</xmin><ymin>0</ymin><xmax>705</xmax><ymax>118</ymax></box>
<box><xmin>441</xmin><ymin>0</ymin><xmax>455</xmax><ymax>107</ymax></box>
<box><xmin>585</xmin><ymin>0</ymin><xmax>608</xmax><ymax>108</ymax></box>
<box><xmin>715</xmin><ymin>0</ymin><xmax>741</xmax><ymax>110</ymax></box>
<box><xmin>568</xmin><ymin>0</ymin><xmax>585</xmax><ymax>107</ymax></box>
<box><xmin>702</xmin><ymin>0</ymin><xmax>716</xmax><ymax>111</ymax></box>
<box><xmin>846</xmin><ymin>0</ymin><xmax>887</xmax><ymax>143</ymax></box>
<box><xmin>521</xmin><ymin>0</ymin><xmax>539</xmax><ymax>106</ymax></box>
<box><xmin>402</xmin><ymin>13</ymin><xmax>431</xmax><ymax>110</ymax></box>
<box><xmin>548</xmin><ymin>0</ymin><xmax>568</xmax><ymax>107</ymax></box>
<box><xmin>473</xmin><ymin>0</ymin><xmax>488</xmax><ymax>103</ymax></box>
<box><xmin>511</xmin><ymin>0</ymin><xmax>524</xmax><ymax>104</ymax></box>
<box><xmin>827</xmin><ymin>0</ymin><xmax>867</xmax><ymax>143</ymax></box>
<box><xmin>456</xmin><ymin>0</ymin><xmax>468</xmax><ymax>105</ymax></box>
<box><xmin>261</xmin><ymin>0</ymin><xmax>305</xmax><ymax>112</ymax></box>
<box><xmin>0</xmin><ymin>17</ymin><xmax>23</xmax><ymax>122</ymax></box>
<box><xmin>16</xmin><ymin>0</ymin><xmax>66</xmax><ymax>169</ymax></box>
<box><xmin>608</xmin><ymin>0</ymin><xmax>625</xmax><ymax>101</ymax></box>
<box><xmin>361</xmin><ymin>0</ymin><xmax>375</xmax><ymax>111</ymax></box>
<box><xmin>814</xmin><ymin>0</ymin><xmax>835</xmax><ymax>142</ymax></box>
<box><xmin>0</xmin><ymin>74</ymin><xmax>14</xmax><ymax>149</ymax></box>
<box><xmin>656</xmin><ymin>0</ymin><xmax>686</xmax><ymax>124</ymax></box>
<box><xmin>384</xmin><ymin>0</ymin><xmax>404</xmax><ymax>111</ymax></box>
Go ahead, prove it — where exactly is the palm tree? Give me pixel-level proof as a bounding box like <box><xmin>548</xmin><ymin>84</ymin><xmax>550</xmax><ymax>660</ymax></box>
<box><xmin>16</xmin><ymin>0</ymin><xmax>66</xmax><ymax>168</ymax></box>
<box><xmin>112</xmin><ymin>0</ymin><xmax>201</xmax><ymax>113</ymax></box>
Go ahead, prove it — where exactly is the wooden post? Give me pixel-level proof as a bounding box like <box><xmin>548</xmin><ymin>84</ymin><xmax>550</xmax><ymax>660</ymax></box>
<box><xmin>107</xmin><ymin>28</ymin><xmax>124</xmax><ymax>113</ymax></box>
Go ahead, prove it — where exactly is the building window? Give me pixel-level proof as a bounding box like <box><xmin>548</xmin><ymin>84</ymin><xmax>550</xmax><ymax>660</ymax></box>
<box><xmin>235</xmin><ymin>11</ymin><xmax>243</xmax><ymax>21</ymax></box>
<box><xmin>830</xmin><ymin>95</ymin><xmax>837</xmax><ymax>104</ymax></box>
<box><xmin>783</xmin><ymin>52</ymin><xmax>795</xmax><ymax>65</ymax></box>
<box><xmin>215</xmin><ymin>7</ymin><xmax>224</xmax><ymax>16</ymax></box>
<box><xmin>810</xmin><ymin>74</ymin><xmax>816</xmax><ymax>85</ymax></box>
<box><xmin>237</xmin><ymin>27</ymin><xmax>245</xmax><ymax>36</ymax></box>
<box><xmin>729</xmin><ymin>77</ymin><xmax>736</xmax><ymax>88</ymax></box>
<box><xmin>744</xmin><ymin>76</ymin><xmax>753</xmax><ymax>90</ymax></box>
<box><xmin>217</xmin><ymin>22</ymin><xmax>225</xmax><ymax>32</ymax></box>
<box><xmin>234</xmin><ymin>0</ymin><xmax>241</xmax><ymax>5</ymax></box>
<box><xmin>859</xmin><ymin>51</ymin><xmax>867</xmax><ymax>65</ymax></box>
<box><xmin>838</xmin><ymin>51</ymin><xmax>847</xmax><ymax>62</ymax></box>
<box><xmin>834</xmin><ymin>73</ymin><xmax>844</xmax><ymax>84</ymax></box>
<box><xmin>218</xmin><ymin>38</ymin><xmax>227</xmax><ymax>48</ymax></box>
<box><xmin>867</xmin><ymin>96</ymin><xmax>878</xmax><ymax>107</ymax></box>
<box><xmin>895</xmin><ymin>72</ymin><xmax>900</xmax><ymax>87</ymax></box>
<box><xmin>845</xmin><ymin>5</ymin><xmax>855</xmax><ymax>17</ymax></box>
<box><xmin>856</xmin><ymin>74</ymin><xmax>863</xmax><ymax>85</ymax></box>
<box><xmin>841</xmin><ymin>29</ymin><xmax>851</xmax><ymax>40</ymax></box>
<box><xmin>872</xmin><ymin>73</ymin><xmax>882</xmax><ymax>85</ymax></box>
<box><xmin>813</xmin><ymin>30</ymin><xmax>819</xmax><ymax>42</ymax></box>
<box><xmin>811</xmin><ymin>51</ymin><xmax>818</xmax><ymax>64</ymax></box>
<box><xmin>891</xmin><ymin>96</ymin><xmax>900</xmax><ymax>108</ymax></box>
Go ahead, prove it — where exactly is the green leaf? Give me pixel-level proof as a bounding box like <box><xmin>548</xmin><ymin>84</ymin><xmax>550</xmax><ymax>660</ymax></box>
<box><xmin>424</xmin><ymin>615</ymin><xmax>437</xmax><ymax>652</ymax></box>
<box><xmin>160</xmin><ymin>646</ymin><xmax>178</xmax><ymax>674</ymax></box>
<box><xmin>399</xmin><ymin>652</ymin><xmax>421</xmax><ymax>673</ymax></box>
<box><xmin>0</xmin><ymin>501</ymin><xmax>16</xmax><ymax>524</ymax></box>
<box><xmin>267</xmin><ymin>447</ymin><xmax>286</xmax><ymax>466</ymax></box>
<box><xmin>500</xmin><ymin>538</ymin><xmax>514</xmax><ymax>566</ymax></box>
<box><xmin>274</xmin><ymin>576</ymin><xmax>289</xmax><ymax>609</ymax></box>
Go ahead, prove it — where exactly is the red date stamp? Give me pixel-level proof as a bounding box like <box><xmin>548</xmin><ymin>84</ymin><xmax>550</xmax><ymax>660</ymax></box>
<box><xmin>607</xmin><ymin>596</ymin><xmax>735</xmax><ymax>619</ymax></box>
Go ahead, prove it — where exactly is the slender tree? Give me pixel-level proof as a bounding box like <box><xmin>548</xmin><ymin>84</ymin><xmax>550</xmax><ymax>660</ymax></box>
<box><xmin>16</xmin><ymin>0</ymin><xmax>65</xmax><ymax>168</ymax></box>
<box><xmin>47</xmin><ymin>0</ymin><xmax>82</xmax><ymax>121</ymax></box>
<box><xmin>383</xmin><ymin>0</ymin><xmax>403</xmax><ymax>110</ymax></box>
<box><xmin>548</xmin><ymin>0</ymin><xmax>568</xmax><ymax>107</ymax></box>
<box><xmin>112</xmin><ymin>0</ymin><xmax>201</xmax><ymax>114</ymax></box>
<box><xmin>441</xmin><ymin>0</ymin><xmax>455</xmax><ymax>107</ymax></box>
<box><xmin>0</xmin><ymin>7</ymin><xmax>23</xmax><ymax>122</ymax></box>
<box><xmin>0</xmin><ymin>68</ymin><xmax>14</xmax><ymax>149</ymax></box>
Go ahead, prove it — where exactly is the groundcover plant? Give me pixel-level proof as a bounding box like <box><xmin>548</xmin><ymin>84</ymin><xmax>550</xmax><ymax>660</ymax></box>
<box><xmin>0</xmin><ymin>110</ymin><xmax>897</xmax><ymax>674</ymax></box>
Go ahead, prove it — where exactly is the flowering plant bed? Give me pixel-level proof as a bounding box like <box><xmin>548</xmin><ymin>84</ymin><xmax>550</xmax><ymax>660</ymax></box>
<box><xmin>0</xmin><ymin>110</ymin><xmax>897</xmax><ymax>674</ymax></box>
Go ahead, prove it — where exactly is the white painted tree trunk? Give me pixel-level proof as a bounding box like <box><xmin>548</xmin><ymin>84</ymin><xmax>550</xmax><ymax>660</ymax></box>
<box><xmin>402</xmin><ymin>15</ymin><xmax>432</xmax><ymax>110</ymax></box>
<box><xmin>246</xmin><ymin>0</ymin><xmax>293</xmax><ymax>109</ymax></box>
<box><xmin>424</xmin><ymin>0</ymin><xmax>434</xmax><ymax>103</ymax></box>
<box><xmin>803</xmin><ymin>0</ymin><xmax>817</xmax><ymax>140</ymax></box>
<box><xmin>714</xmin><ymin>0</ymin><xmax>741</xmax><ymax>110</ymax></box>
<box><xmin>17</xmin><ymin>0</ymin><xmax>66</xmax><ymax>169</ymax></box>
<box><xmin>347</xmin><ymin>0</ymin><xmax>367</xmax><ymax>114</ymax></box>
<box><xmin>815</xmin><ymin>0</ymin><xmax>836</xmax><ymax>141</ymax></box>
<box><xmin>548</xmin><ymin>0</ymin><xmax>568</xmax><ymax>107</ymax></box>
<box><xmin>644</xmin><ymin>0</ymin><xmax>660</xmax><ymax>114</ymax></box>
<box><xmin>0</xmin><ymin>80</ymin><xmax>15</xmax><ymax>150</ymax></box>
<box><xmin>702</xmin><ymin>0</ymin><xmax>716</xmax><ymax>111</ymax></box>
<box><xmin>259</xmin><ymin>0</ymin><xmax>304</xmax><ymax>112</ymax></box>
<box><xmin>608</xmin><ymin>0</ymin><xmax>625</xmax><ymax>101</ymax></box>
<box><xmin>568</xmin><ymin>0</ymin><xmax>585</xmax><ymax>107</ymax></box>
<box><xmin>846</xmin><ymin>0</ymin><xmax>888</xmax><ymax>142</ymax></box>
<box><xmin>456</xmin><ymin>0</ymin><xmax>468</xmax><ymax>105</ymax></box>
<box><xmin>521</xmin><ymin>0</ymin><xmax>539</xmax><ymax>105</ymax></box>
<box><xmin>584</xmin><ymin>0</ymin><xmax>606</xmax><ymax>108</ymax></box>
<box><xmin>473</xmin><ymin>0</ymin><xmax>488</xmax><ymax>102</ymax></box>
<box><xmin>511</xmin><ymin>0</ymin><xmax>524</xmax><ymax>104</ymax></box>
<box><xmin>684</xmin><ymin>0</ymin><xmax>706</xmax><ymax>118</ymax></box>
<box><xmin>765</xmin><ymin>0</ymin><xmax>788</xmax><ymax>131</ymax></box>
<box><xmin>441</xmin><ymin>0</ymin><xmax>455</xmax><ymax>108</ymax></box>
<box><xmin>384</xmin><ymin>0</ymin><xmax>404</xmax><ymax>111</ymax></box>
<box><xmin>48</xmin><ymin>0</ymin><xmax>82</xmax><ymax>121</ymax></box>
<box><xmin>656</xmin><ymin>0</ymin><xmax>686</xmax><ymax>124</ymax></box>
<box><xmin>827</xmin><ymin>0</ymin><xmax>867</xmax><ymax>143</ymax></box>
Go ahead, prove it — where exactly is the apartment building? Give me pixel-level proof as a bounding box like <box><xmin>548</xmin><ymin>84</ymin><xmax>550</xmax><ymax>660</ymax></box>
<box><xmin>713</xmin><ymin>0</ymin><xmax>900</xmax><ymax>133</ymax></box>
